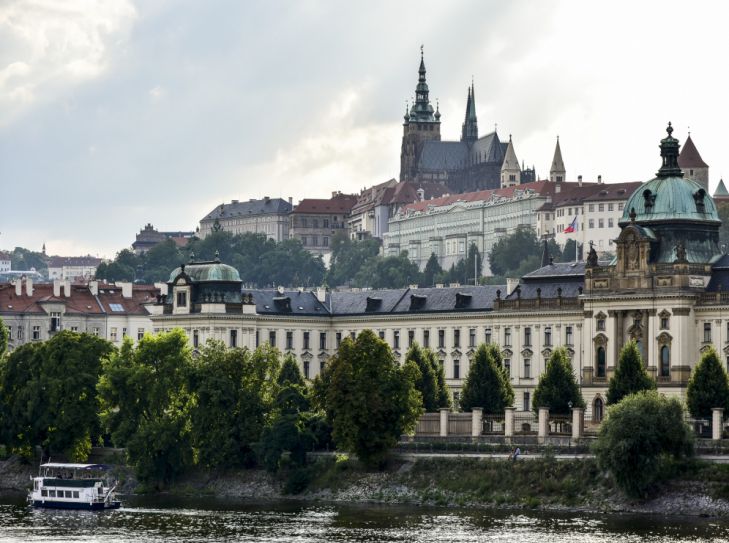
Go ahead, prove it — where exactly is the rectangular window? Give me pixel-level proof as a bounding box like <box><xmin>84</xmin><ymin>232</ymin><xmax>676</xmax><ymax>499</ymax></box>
<box><xmin>504</xmin><ymin>359</ymin><xmax>511</xmax><ymax>377</ymax></box>
<box><xmin>301</xmin><ymin>236</ymin><xmax>307</xmax><ymax>246</ymax></box>
<box><xmin>320</xmin><ymin>332</ymin><xmax>327</xmax><ymax>350</ymax></box>
<box><xmin>230</xmin><ymin>329</ymin><xmax>237</xmax><ymax>348</ymax></box>
<box><xmin>704</xmin><ymin>322</ymin><xmax>712</xmax><ymax>343</ymax></box>
<box><xmin>304</xmin><ymin>360</ymin><xmax>310</xmax><ymax>379</ymax></box>
<box><xmin>286</xmin><ymin>331</ymin><xmax>293</xmax><ymax>350</ymax></box>
<box><xmin>618</xmin><ymin>203</ymin><xmax>625</xmax><ymax>211</ymax></box>
<box><xmin>588</xmin><ymin>219</ymin><xmax>595</xmax><ymax>229</ymax></box>
<box><xmin>394</xmin><ymin>330</ymin><xmax>400</xmax><ymax>350</ymax></box>
<box><xmin>469</xmin><ymin>328</ymin><xmax>476</xmax><ymax>347</ymax></box>
<box><xmin>453</xmin><ymin>329</ymin><xmax>460</xmax><ymax>348</ymax></box>
<box><xmin>303</xmin><ymin>331</ymin><xmax>310</xmax><ymax>350</ymax></box>
<box><xmin>193</xmin><ymin>330</ymin><xmax>199</xmax><ymax>348</ymax></box>
<box><xmin>588</xmin><ymin>204</ymin><xmax>595</xmax><ymax>212</ymax></box>
<box><xmin>73</xmin><ymin>491</ymin><xmax>79</xmax><ymax>499</ymax></box>
<box><xmin>598</xmin><ymin>204</ymin><xmax>604</xmax><ymax>212</ymax></box>
<box><xmin>484</xmin><ymin>327</ymin><xmax>492</xmax><ymax>344</ymax></box>
<box><xmin>176</xmin><ymin>291</ymin><xmax>187</xmax><ymax>307</ymax></box>
<box><xmin>565</xmin><ymin>326</ymin><xmax>573</xmax><ymax>345</ymax></box>
<box><xmin>71</xmin><ymin>326</ymin><xmax>78</xmax><ymax>332</ymax></box>
<box><xmin>122</xmin><ymin>327</ymin><xmax>127</xmax><ymax>338</ymax></box>
<box><xmin>137</xmin><ymin>328</ymin><xmax>145</xmax><ymax>341</ymax></box>
<box><xmin>379</xmin><ymin>330</ymin><xmax>385</xmax><ymax>340</ymax></box>
<box><xmin>109</xmin><ymin>327</ymin><xmax>117</xmax><ymax>342</ymax></box>
<box><xmin>408</xmin><ymin>330</ymin><xmax>414</xmax><ymax>347</ymax></box>
<box><xmin>350</xmin><ymin>331</ymin><xmax>356</xmax><ymax>340</ymax></box>
<box><xmin>597</xmin><ymin>318</ymin><xmax>605</xmax><ymax>331</ymax></box>
<box><xmin>49</xmin><ymin>490</ymin><xmax>56</xmax><ymax>498</ymax></box>
<box><xmin>598</xmin><ymin>219</ymin><xmax>604</xmax><ymax>228</ymax></box>
<box><xmin>92</xmin><ymin>327</ymin><xmax>99</xmax><ymax>337</ymax></box>
<box><xmin>41</xmin><ymin>489</ymin><xmax>48</xmax><ymax>497</ymax></box>
<box><xmin>323</xmin><ymin>218</ymin><xmax>329</xmax><ymax>228</ymax></box>
<box><xmin>524</xmin><ymin>327</ymin><xmax>531</xmax><ymax>346</ymax></box>
<box><xmin>65</xmin><ymin>490</ymin><xmax>73</xmax><ymax>498</ymax></box>
<box><xmin>523</xmin><ymin>392</ymin><xmax>530</xmax><ymax>412</ymax></box>
<box><xmin>312</xmin><ymin>235</ymin><xmax>318</xmax><ymax>246</ymax></box>
<box><xmin>608</xmin><ymin>203</ymin><xmax>614</xmax><ymax>211</ymax></box>
<box><xmin>336</xmin><ymin>332</ymin><xmax>342</xmax><ymax>347</ymax></box>
<box><xmin>438</xmin><ymin>329</ymin><xmax>445</xmax><ymax>348</ymax></box>
<box><xmin>323</xmin><ymin>236</ymin><xmax>329</xmax><ymax>247</ymax></box>
<box><xmin>544</xmin><ymin>327</ymin><xmax>552</xmax><ymax>346</ymax></box>
<box><xmin>504</xmin><ymin>327</ymin><xmax>511</xmax><ymax>347</ymax></box>
<box><xmin>423</xmin><ymin>329</ymin><xmax>430</xmax><ymax>348</ymax></box>
<box><xmin>663</xmin><ymin>318</ymin><xmax>670</xmax><ymax>331</ymax></box>
<box><xmin>453</xmin><ymin>359</ymin><xmax>460</xmax><ymax>380</ymax></box>
<box><xmin>608</xmin><ymin>218</ymin><xmax>614</xmax><ymax>228</ymax></box>
<box><xmin>524</xmin><ymin>359</ymin><xmax>531</xmax><ymax>378</ymax></box>
<box><xmin>269</xmin><ymin>331</ymin><xmax>276</xmax><ymax>347</ymax></box>
<box><xmin>16</xmin><ymin>326</ymin><xmax>23</xmax><ymax>340</ymax></box>
<box><xmin>50</xmin><ymin>312</ymin><xmax>61</xmax><ymax>332</ymax></box>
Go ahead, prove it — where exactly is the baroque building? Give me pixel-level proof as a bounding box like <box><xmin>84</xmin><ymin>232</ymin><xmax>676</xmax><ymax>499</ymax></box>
<box><xmin>147</xmin><ymin>124</ymin><xmax>729</xmax><ymax>420</ymax></box>
<box><xmin>399</xmin><ymin>49</ymin><xmax>535</xmax><ymax>193</ymax></box>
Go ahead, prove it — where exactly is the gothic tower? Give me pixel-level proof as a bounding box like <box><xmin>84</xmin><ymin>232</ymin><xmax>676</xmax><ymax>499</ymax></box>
<box><xmin>399</xmin><ymin>47</ymin><xmax>441</xmax><ymax>181</ymax></box>
<box><xmin>461</xmin><ymin>83</ymin><xmax>478</xmax><ymax>143</ymax></box>
<box><xmin>678</xmin><ymin>133</ymin><xmax>709</xmax><ymax>192</ymax></box>
<box><xmin>500</xmin><ymin>135</ymin><xmax>521</xmax><ymax>188</ymax></box>
<box><xmin>549</xmin><ymin>137</ymin><xmax>566</xmax><ymax>183</ymax></box>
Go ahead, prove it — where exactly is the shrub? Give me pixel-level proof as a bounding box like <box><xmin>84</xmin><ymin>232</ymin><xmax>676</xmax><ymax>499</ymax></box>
<box><xmin>687</xmin><ymin>346</ymin><xmax>729</xmax><ymax>418</ymax></box>
<box><xmin>607</xmin><ymin>340</ymin><xmax>655</xmax><ymax>405</ymax></box>
<box><xmin>594</xmin><ymin>390</ymin><xmax>694</xmax><ymax>498</ymax></box>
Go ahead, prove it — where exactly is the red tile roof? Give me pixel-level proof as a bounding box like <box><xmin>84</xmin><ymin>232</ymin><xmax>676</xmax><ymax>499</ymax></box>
<box><xmin>293</xmin><ymin>193</ymin><xmax>358</xmax><ymax>215</ymax></box>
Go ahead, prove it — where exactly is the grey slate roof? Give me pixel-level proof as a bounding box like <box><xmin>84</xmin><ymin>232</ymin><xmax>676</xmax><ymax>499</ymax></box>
<box><xmin>470</xmin><ymin>132</ymin><xmax>504</xmax><ymax>163</ymax></box>
<box><xmin>202</xmin><ymin>198</ymin><xmax>292</xmax><ymax>222</ymax></box>
<box><xmin>249</xmin><ymin>289</ymin><xmax>330</xmax><ymax>316</ymax></box>
<box><xmin>418</xmin><ymin>141</ymin><xmax>469</xmax><ymax>171</ymax></box>
<box><xmin>522</xmin><ymin>262</ymin><xmax>586</xmax><ymax>279</ymax></box>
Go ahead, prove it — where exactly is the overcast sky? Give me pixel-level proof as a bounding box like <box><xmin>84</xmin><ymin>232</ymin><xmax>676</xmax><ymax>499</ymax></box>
<box><xmin>1</xmin><ymin>0</ymin><xmax>728</xmax><ymax>258</ymax></box>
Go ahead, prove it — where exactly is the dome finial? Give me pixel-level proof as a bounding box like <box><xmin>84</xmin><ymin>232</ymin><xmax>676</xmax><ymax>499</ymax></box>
<box><xmin>214</xmin><ymin>249</ymin><xmax>221</xmax><ymax>263</ymax></box>
<box><xmin>189</xmin><ymin>251</ymin><xmax>195</xmax><ymax>263</ymax></box>
<box><xmin>666</xmin><ymin>121</ymin><xmax>673</xmax><ymax>137</ymax></box>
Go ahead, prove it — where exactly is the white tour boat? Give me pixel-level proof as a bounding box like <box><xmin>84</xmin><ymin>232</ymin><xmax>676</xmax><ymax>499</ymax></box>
<box><xmin>28</xmin><ymin>462</ymin><xmax>121</xmax><ymax>510</ymax></box>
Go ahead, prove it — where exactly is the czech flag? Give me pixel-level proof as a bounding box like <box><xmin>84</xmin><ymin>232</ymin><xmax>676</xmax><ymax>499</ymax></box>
<box><xmin>564</xmin><ymin>216</ymin><xmax>577</xmax><ymax>234</ymax></box>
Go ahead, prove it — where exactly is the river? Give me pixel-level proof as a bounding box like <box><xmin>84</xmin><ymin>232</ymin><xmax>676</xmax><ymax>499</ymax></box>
<box><xmin>1</xmin><ymin>495</ymin><xmax>729</xmax><ymax>542</ymax></box>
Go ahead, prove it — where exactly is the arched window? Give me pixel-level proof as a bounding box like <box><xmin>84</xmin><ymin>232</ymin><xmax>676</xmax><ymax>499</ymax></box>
<box><xmin>593</xmin><ymin>397</ymin><xmax>604</xmax><ymax>422</ymax></box>
<box><xmin>596</xmin><ymin>346</ymin><xmax>606</xmax><ymax>378</ymax></box>
<box><xmin>660</xmin><ymin>345</ymin><xmax>670</xmax><ymax>378</ymax></box>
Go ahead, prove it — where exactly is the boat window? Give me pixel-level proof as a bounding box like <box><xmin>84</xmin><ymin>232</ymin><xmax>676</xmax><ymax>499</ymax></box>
<box><xmin>65</xmin><ymin>490</ymin><xmax>73</xmax><ymax>498</ymax></box>
<box><xmin>49</xmin><ymin>490</ymin><xmax>56</xmax><ymax>497</ymax></box>
<box><xmin>73</xmin><ymin>491</ymin><xmax>79</xmax><ymax>498</ymax></box>
<box><xmin>41</xmin><ymin>489</ymin><xmax>48</xmax><ymax>497</ymax></box>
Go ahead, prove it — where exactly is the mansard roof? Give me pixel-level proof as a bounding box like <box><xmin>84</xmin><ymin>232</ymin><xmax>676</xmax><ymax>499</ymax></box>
<box><xmin>201</xmin><ymin>197</ymin><xmax>292</xmax><ymax>222</ymax></box>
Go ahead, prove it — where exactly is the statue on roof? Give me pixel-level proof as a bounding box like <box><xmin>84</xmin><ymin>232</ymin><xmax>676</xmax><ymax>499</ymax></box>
<box><xmin>674</xmin><ymin>242</ymin><xmax>688</xmax><ymax>263</ymax></box>
<box><xmin>586</xmin><ymin>242</ymin><xmax>599</xmax><ymax>268</ymax></box>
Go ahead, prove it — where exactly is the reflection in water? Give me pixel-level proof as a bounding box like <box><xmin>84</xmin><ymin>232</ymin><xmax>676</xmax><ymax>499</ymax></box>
<box><xmin>0</xmin><ymin>495</ymin><xmax>728</xmax><ymax>542</ymax></box>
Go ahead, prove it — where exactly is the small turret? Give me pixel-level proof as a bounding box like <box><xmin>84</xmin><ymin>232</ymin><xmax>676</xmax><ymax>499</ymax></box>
<box><xmin>550</xmin><ymin>136</ymin><xmax>566</xmax><ymax>183</ymax></box>
<box><xmin>500</xmin><ymin>135</ymin><xmax>521</xmax><ymax>188</ymax></box>
<box><xmin>678</xmin><ymin>132</ymin><xmax>709</xmax><ymax>191</ymax></box>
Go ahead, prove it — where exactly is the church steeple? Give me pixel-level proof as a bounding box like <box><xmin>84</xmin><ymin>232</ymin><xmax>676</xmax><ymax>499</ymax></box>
<box><xmin>407</xmin><ymin>45</ymin><xmax>436</xmax><ymax>123</ymax></box>
<box><xmin>500</xmin><ymin>135</ymin><xmax>521</xmax><ymax>187</ymax></box>
<box><xmin>549</xmin><ymin>137</ymin><xmax>566</xmax><ymax>183</ymax></box>
<box><xmin>461</xmin><ymin>82</ymin><xmax>478</xmax><ymax>143</ymax></box>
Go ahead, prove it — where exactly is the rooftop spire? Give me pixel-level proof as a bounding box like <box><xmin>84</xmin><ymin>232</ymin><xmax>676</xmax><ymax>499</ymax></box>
<box><xmin>678</xmin><ymin>133</ymin><xmax>709</xmax><ymax>168</ymax></box>
<box><xmin>549</xmin><ymin>136</ymin><xmax>566</xmax><ymax>182</ymax></box>
<box><xmin>656</xmin><ymin>122</ymin><xmax>683</xmax><ymax>178</ymax></box>
<box><xmin>408</xmin><ymin>45</ymin><xmax>436</xmax><ymax>123</ymax></box>
<box><xmin>715</xmin><ymin>178</ymin><xmax>728</xmax><ymax>197</ymax></box>
<box><xmin>461</xmin><ymin>81</ymin><xmax>478</xmax><ymax>142</ymax></box>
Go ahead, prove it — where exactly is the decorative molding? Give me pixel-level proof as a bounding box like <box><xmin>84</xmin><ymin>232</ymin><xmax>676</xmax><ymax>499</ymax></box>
<box><xmin>672</xmin><ymin>308</ymin><xmax>691</xmax><ymax>316</ymax></box>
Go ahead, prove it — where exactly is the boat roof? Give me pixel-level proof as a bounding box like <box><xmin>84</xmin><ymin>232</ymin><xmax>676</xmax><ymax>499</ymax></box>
<box><xmin>40</xmin><ymin>463</ymin><xmax>111</xmax><ymax>470</ymax></box>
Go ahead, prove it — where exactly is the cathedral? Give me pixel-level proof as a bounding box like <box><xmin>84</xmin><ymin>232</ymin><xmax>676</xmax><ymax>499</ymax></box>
<box><xmin>399</xmin><ymin>49</ymin><xmax>535</xmax><ymax>193</ymax></box>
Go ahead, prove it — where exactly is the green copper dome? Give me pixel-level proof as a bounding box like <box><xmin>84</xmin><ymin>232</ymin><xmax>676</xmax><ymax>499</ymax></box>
<box><xmin>169</xmin><ymin>260</ymin><xmax>241</xmax><ymax>283</ymax></box>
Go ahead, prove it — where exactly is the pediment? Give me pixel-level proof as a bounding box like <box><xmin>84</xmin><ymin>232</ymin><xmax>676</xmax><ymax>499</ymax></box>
<box><xmin>521</xmin><ymin>348</ymin><xmax>533</xmax><ymax>358</ymax></box>
<box><xmin>501</xmin><ymin>348</ymin><xmax>513</xmax><ymax>358</ymax></box>
<box><xmin>541</xmin><ymin>347</ymin><xmax>552</xmax><ymax>358</ymax></box>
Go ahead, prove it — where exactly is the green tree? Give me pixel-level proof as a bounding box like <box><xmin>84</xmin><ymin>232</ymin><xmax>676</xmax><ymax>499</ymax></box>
<box><xmin>532</xmin><ymin>347</ymin><xmax>585</xmax><ymax>414</ymax></box>
<box><xmin>686</xmin><ymin>346</ymin><xmax>729</xmax><ymax>418</ymax></box>
<box><xmin>489</xmin><ymin>226</ymin><xmax>540</xmax><ymax>277</ymax></box>
<box><xmin>326</xmin><ymin>235</ymin><xmax>381</xmax><ymax>287</ymax></box>
<box><xmin>464</xmin><ymin>243</ymin><xmax>482</xmax><ymax>285</ymax></box>
<box><xmin>0</xmin><ymin>331</ymin><xmax>113</xmax><ymax>460</ymax></box>
<box><xmin>459</xmin><ymin>344</ymin><xmax>514</xmax><ymax>413</ymax></box>
<box><xmin>322</xmin><ymin>330</ymin><xmax>422</xmax><ymax>468</ymax></box>
<box><xmin>717</xmin><ymin>201</ymin><xmax>729</xmax><ymax>248</ymax></box>
<box><xmin>607</xmin><ymin>340</ymin><xmax>656</xmax><ymax>405</ymax></box>
<box><xmin>98</xmin><ymin>330</ymin><xmax>195</xmax><ymax>484</ymax></box>
<box><xmin>352</xmin><ymin>252</ymin><xmax>421</xmax><ymax>289</ymax></box>
<box><xmin>278</xmin><ymin>353</ymin><xmax>306</xmax><ymax>387</ymax></box>
<box><xmin>140</xmin><ymin>239</ymin><xmax>185</xmax><ymax>283</ymax></box>
<box><xmin>432</xmin><ymin>349</ymin><xmax>452</xmax><ymax>408</ymax></box>
<box><xmin>421</xmin><ymin>253</ymin><xmax>443</xmax><ymax>287</ymax></box>
<box><xmin>404</xmin><ymin>344</ymin><xmax>439</xmax><ymax>411</ymax></box>
<box><xmin>0</xmin><ymin>317</ymin><xmax>7</xmax><ymax>359</ymax></box>
<box><xmin>594</xmin><ymin>390</ymin><xmax>694</xmax><ymax>497</ymax></box>
<box><xmin>10</xmin><ymin>247</ymin><xmax>48</xmax><ymax>275</ymax></box>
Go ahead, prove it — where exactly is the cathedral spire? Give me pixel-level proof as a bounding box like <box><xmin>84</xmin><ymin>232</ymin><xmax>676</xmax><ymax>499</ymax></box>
<box><xmin>461</xmin><ymin>82</ymin><xmax>478</xmax><ymax>142</ymax></box>
<box><xmin>408</xmin><ymin>45</ymin><xmax>436</xmax><ymax>123</ymax></box>
<box><xmin>549</xmin><ymin>136</ymin><xmax>566</xmax><ymax>183</ymax></box>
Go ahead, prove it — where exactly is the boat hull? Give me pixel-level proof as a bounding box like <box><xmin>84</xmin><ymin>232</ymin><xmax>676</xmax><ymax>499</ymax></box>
<box><xmin>32</xmin><ymin>500</ymin><xmax>121</xmax><ymax>510</ymax></box>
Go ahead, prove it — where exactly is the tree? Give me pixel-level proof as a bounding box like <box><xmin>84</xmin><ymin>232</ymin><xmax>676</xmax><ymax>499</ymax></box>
<box><xmin>432</xmin><ymin>349</ymin><xmax>452</xmax><ymax>408</ymax></box>
<box><xmin>532</xmin><ymin>347</ymin><xmax>585</xmax><ymax>414</ymax></box>
<box><xmin>98</xmin><ymin>330</ymin><xmax>195</xmax><ymax>484</ymax></box>
<box><xmin>352</xmin><ymin>252</ymin><xmax>421</xmax><ymax>289</ymax></box>
<box><xmin>404</xmin><ymin>343</ymin><xmax>439</xmax><ymax>411</ymax></box>
<box><xmin>0</xmin><ymin>317</ymin><xmax>7</xmax><ymax>359</ymax></box>
<box><xmin>0</xmin><ymin>331</ymin><xmax>113</xmax><ymax>460</ymax></box>
<box><xmin>687</xmin><ymin>346</ymin><xmax>729</xmax><ymax>418</ymax></box>
<box><xmin>422</xmin><ymin>253</ymin><xmax>443</xmax><ymax>287</ymax></box>
<box><xmin>489</xmin><ymin>227</ymin><xmax>540</xmax><ymax>277</ymax></box>
<box><xmin>326</xmin><ymin>235</ymin><xmax>381</xmax><ymax>287</ymax></box>
<box><xmin>607</xmin><ymin>340</ymin><xmax>656</xmax><ymax>405</ymax></box>
<box><xmin>10</xmin><ymin>247</ymin><xmax>48</xmax><ymax>274</ymax></box>
<box><xmin>459</xmin><ymin>344</ymin><xmax>514</xmax><ymax>413</ymax></box>
<box><xmin>594</xmin><ymin>390</ymin><xmax>694</xmax><ymax>497</ymax></box>
<box><xmin>278</xmin><ymin>353</ymin><xmax>306</xmax><ymax>387</ymax></box>
<box><xmin>464</xmin><ymin>243</ymin><xmax>482</xmax><ymax>285</ymax></box>
<box><xmin>321</xmin><ymin>330</ymin><xmax>422</xmax><ymax>468</ymax></box>
<box><xmin>139</xmin><ymin>239</ymin><xmax>186</xmax><ymax>283</ymax></box>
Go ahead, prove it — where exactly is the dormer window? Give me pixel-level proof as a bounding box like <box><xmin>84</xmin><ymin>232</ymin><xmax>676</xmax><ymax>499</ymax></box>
<box><xmin>643</xmin><ymin>189</ymin><xmax>655</xmax><ymax>212</ymax></box>
<box><xmin>176</xmin><ymin>292</ymin><xmax>187</xmax><ymax>307</ymax></box>
<box><xmin>694</xmin><ymin>189</ymin><xmax>706</xmax><ymax>213</ymax></box>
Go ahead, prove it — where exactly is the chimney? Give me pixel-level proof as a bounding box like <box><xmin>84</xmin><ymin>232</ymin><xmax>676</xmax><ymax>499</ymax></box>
<box><xmin>264</xmin><ymin>196</ymin><xmax>270</xmax><ymax>203</ymax></box>
<box><xmin>598</xmin><ymin>175</ymin><xmax>603</xmax><ymax>184</ymax></box>
<box><xmin>26</xmin><ymin>277</ymin><xmax>33</xmax><ymax>296</ymax></box>
<box><xmin>578</xmin><ymin>175</ymin><xmax>583</xmax><ymax>187</ymax></box>
<box><xmin>154</xmin><ymin>282</ymin><xmax>169</xmax><ymax>296</ymax></box>
<box><xmin>288</xmin><ymin>197</ymin><xmax>293</xmax><ymax>206</ymax></box>
<box><xmin>417</xmin><ymin>188</ymin><xmax>425</xmax><ymax>201</ymax></box>
<box><xmin>506</xmin><ymin>278</ymin><xmax>519</xmax><ymax>296</ymax></box>
<box><xmin>231</xmin><ymin>199</ymin><xmax>239</xmax><ymax>204</ymax></box>
<box><xmin>118</xmin><ymin>282</ymin><xmax>133</xmax><ymax>299</ymax></box>
<box><xmin>89</xmin><ymin>280</ymin><xmax>99</xmax><ymax>296</ymax></box>
<box><xmin>14</xmin><ymin>278</ymin><xmax>21</xmax><ymax>296</ymax></box>
<box><xmin>53</xmin><ymin>279</ymin><xmax>61</xmax><ymax>297</ymax></box>
<box><xmin>62</xmin><ymin>280</ymin><xmax>71</xmax><ymax>297</ymax></box>
<box><xmin>315</xmin><ymin>287</ymin><xmax>326</xmax><ymax>303</ymax></box>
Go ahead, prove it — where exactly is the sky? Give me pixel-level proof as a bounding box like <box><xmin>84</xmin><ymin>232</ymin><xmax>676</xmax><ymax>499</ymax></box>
<box><xmin>1</xmin><ymin>0</ymin><xmax>729</xmax><ymax>258</ymax></box>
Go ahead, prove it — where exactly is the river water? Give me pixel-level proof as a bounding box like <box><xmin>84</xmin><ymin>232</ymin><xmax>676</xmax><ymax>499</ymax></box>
<box><xmin>1</xmin><ymin>495</ymin><xmax>729</xmax><ymax>542</ymax></box>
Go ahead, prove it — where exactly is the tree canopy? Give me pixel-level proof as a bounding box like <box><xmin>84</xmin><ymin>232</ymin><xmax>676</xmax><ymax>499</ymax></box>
<box><xmin>594</xmin><ymin>390</ymin><xmax>694</xmax><ymax>497</ymax></box>
<box><xmin>459</xmin><ymin>344</ymin><xmax>514</xmax><ymax>413</ymax></box>
<box><xmin>532</xmin><ymin>347</ymin><xmax>585</xmax><ymax>414</ymax></box>
<box><xmin>352</xmin><ymin>252</ymin><xmax>421</xmax><ymax>289</ymax></box>
<box><xmin>326</xmin><ymin>235</ymin><xmax>381</xmax><ymax>287</ymax></box>
<box><xmin>606</xmin><ymin>340</ymin><xmax>655</xmax><ymax>405</ymax></box>
<box><xmin>686</xmin><ymin>346</ymin><xmax>729</xmax><ymax>418</ymax></box>
<box><xmin>320</xmin><ymin>329</ymin><xmax>422</xmax><ymax>468</ymax></box>
<box><xmin>404</xmin><ymin>343</ymin><xmax>441</xmax><ymax>412</ymax></box>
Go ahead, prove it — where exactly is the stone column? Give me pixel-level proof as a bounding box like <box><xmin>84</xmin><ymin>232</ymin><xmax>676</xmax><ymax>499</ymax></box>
<box><xmin>471</xmin><ymin>408</ymin><xmax>483</xmax><ymax>438</ymax></box>
<box><xmin>439</xmin><ymin>408</ymin><xmax>449</xmax><ymax>437</ymax></box>
<box><xmin>571</xmin><ymin>407</ymin><xmax>584</xmax><ymax>441</ymax></box>
<box><xmin>504</xmin><ymin>407</ymin><xmax>515</xmax><ymax>439</ymax></box>
<box><xmin>538</xmin><ymin>407</ymin><xmax>549</xmax><ymax>444</ymax></box>
<box><xmin>712</xmin><ymin>408</ymin><xmax>724</xmax><ymax>441</ymax></box>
